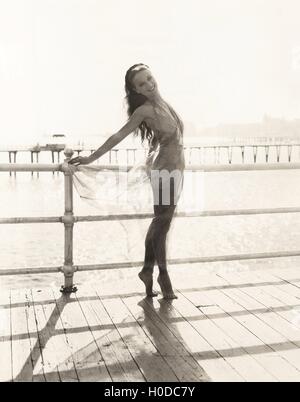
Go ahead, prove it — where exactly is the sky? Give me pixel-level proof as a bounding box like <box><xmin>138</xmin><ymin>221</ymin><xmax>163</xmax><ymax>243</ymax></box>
<box><xmin>1</xmin><ymin>0</ymin><xmax>300</xmax><ymax>144</ymax></box>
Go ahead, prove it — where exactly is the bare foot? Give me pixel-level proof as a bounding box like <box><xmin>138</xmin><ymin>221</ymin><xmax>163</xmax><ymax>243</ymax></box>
<box><xmin>138</xmin><ymin>271</ymin><xmax>158</xmax><ymax>297</ymax></box>
<box><xmin>157</xmin><ymin>272</ymin><xmax>178</xmax><ymax>299</ymax></box>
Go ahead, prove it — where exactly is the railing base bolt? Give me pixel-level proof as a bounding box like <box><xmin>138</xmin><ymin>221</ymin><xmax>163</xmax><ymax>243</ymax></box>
<box><xmin>60</xmin><ymin>285</ymin><xmax>78</xmax><ymax>294</ymax></box>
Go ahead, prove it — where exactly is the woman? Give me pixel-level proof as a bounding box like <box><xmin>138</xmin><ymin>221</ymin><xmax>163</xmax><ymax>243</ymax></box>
<box><xmin>69</xmin><ymin>63</ymin><xmax>185</xmax><ymax>299</ymax></box>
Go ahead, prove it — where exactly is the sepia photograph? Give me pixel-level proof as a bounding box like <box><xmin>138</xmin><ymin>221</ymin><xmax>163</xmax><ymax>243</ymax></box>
<box><xmin>1</xmin><ymin>0</ymin><xmax>300</xmax><ymax>385</ymax></box>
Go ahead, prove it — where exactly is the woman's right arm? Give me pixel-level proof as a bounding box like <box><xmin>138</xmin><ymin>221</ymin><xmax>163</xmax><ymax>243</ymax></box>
<box><xmin>69</xmin><ymin>105</ymin><xmax>150</xmax><ymax>165</ymax></box>
<box><xmin>88</xmin><ymin>106</ymin><xmax>150</xmax><ymax>163</ymax></box>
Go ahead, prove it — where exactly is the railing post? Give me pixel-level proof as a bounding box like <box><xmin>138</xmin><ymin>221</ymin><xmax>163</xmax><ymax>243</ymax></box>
<box><xmin>276</xmin><ymin>145</ymin><xmax>281</xmax><ymax>163</ymax></box>
<box><xmin>227</xmin><ymin>146</ymin><xmax>233</xmax><ymax>164</ymax></box>
<box><xmin>241</xmin><ymin>146</ymin><xmax>245</xmax><ymax>163</ymax></box>
<box><xmin>253</xmin><ymin>146</ymin><xmax>258</xmax><ymax>163</ymax></box>
<box><xmin>199</xmin><ymin>147</ymin><xmax>203</xmax><ymax>164</ymax></box>
<box><xmin>8</xmin><ymin>151</ymin><xmax>11</xmax><ymax>176</ymax></box>
<box><xmin>288</xmin><ymin>145</ymin><xmax>292</xmax><ymax>162</ymax></box>
<box><xmin>216</xmin><ymin>146</ymin><xmax>220</xmax><ymax>164</ymax></box>
<box><xmin>265</xmin><ymin>145</ymin><xmax>270</xmax><ymax>163</ymax></box>
<box><xmin>60</xmin><ymin>147</ymin><xmax>77</xmax><ymax>293</ymax></box>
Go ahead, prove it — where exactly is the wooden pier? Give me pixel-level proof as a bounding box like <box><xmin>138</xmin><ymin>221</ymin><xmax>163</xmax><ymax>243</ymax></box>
<box><xmin>1</xmin><ymin>264</ymin><xmax>300</xmax><ymax>382</ymax></box>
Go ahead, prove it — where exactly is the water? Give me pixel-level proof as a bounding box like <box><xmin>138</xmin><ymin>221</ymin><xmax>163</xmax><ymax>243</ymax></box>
<box><xmin>2</xmin><ymin>145</ymin><xmax>300</xmax><ymax>291</ymax></box>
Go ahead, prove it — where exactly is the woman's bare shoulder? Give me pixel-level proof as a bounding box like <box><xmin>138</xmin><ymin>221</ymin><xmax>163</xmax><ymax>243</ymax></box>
<box><xmin>135</xmin><ymin>103</ymin><xmax>155</xmax><ymax>119</ymax></box>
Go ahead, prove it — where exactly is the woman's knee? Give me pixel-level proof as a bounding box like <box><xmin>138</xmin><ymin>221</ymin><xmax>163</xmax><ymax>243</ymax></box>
<box><xmin>152</xmin><ymin>217</ymin><xmax>171</xmax><ymax>236</ymax></box>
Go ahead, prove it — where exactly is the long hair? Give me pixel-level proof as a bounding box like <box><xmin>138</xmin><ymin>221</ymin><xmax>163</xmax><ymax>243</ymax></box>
<box><xmin>124</xmin><ymin>63</ymin><xmax>184</xmax><ymax>146</ymax></box>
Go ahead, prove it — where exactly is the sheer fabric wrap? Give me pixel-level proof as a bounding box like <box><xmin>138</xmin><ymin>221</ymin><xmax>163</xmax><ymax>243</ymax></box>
<box><xmin>68</xmin><ymin>150</ymin><xmax>159</xmax><ymax>214</ymax></box>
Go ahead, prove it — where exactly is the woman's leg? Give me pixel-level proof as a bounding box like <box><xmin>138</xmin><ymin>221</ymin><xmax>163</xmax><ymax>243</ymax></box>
<box><xmin>151</xmin><ymin>204</ymin><xmax>177</xmax><ymax>299</ymax></box>
<box><xmin>139</xmin><ymin>173</ymin><xmax>182</xmax><ymax>298</ymax></box>
<box><xmin>143</xmin><ymin>220</ymin><xmax>156</xmax><ymax>273</ymax></box>
<box><xmin>139</xmin><ymin>219</ymin><xmax>158</xmax><ymax>296</ymax></box>
<box><xmin>139</xmin><ymin>176</ymin><xmax>173</xmax><ymax>296</ymax></box>
<box><xmin>139</xmin><ymin>200</ymin><xmax>175</xmax><ymax>297</ymax></box>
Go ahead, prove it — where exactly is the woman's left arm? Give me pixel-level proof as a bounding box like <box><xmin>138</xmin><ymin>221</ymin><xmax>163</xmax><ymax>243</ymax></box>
<box><xmin>69</xmin><ymin>106</ymin><xmax>149</xmax><ymax>165</ymax></box>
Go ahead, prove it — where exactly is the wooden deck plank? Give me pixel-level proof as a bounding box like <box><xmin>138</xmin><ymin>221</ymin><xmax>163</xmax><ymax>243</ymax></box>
<box><xmin>98</xmin><ymin>293</ymin><xmax>179</xmax><ymax>382</ymax></box>
<box><xmin>144</xmin><ymin>296</ymin><xmax>246</xmax><ymax>382</ymax></box>
<box><xmin>122</xmin><ymin>295</ymin><xmax>208</xmax><ymax>382</ymax></box>
<box><xmin>0</xmin><ymin>291</ymin><xmax>12</xmax><ymax>382</ymax></box>
<box><xmin>23</xmin><ymin>289</ymin><xmax>47</xmax><ymax>382</ymax></box>
<box><xmin>51</xmin><ymin>288</ymin><xmax>110</xmax><ymax>382</ymax></box>
<box><xmin>237</xmin><ymin>270</ymin><xmax>300</xmax><ymax>304</ymax></box>
<box><xmin>175</xmin><ymin>287</ymin><xmax>290</xmax><ymax>382</ymax></box>
<box><xmin>235</xmin><ymin>270</ymin><xmax>300</xmax><ymax>328</ymax></box>
<box><xmin>178</xmin><ymin>283</ymin><xmax>278</xmax><ymax>382</ymax></box>
<box><xmin>10</xmin><ymin>289</ymin><xmax>36</xmax><ymax>382</ymax></box>
<box><xmin>147</xmin><ymin>295</ymin><xmax>249</xmax><ymax>382</ymax></box>
<box><xmin>30</xmin><ymin>288</ymin><xmax>77</xmax><ymax>382</ymax></box>
<box><xmin>172</xmin><ymin>311</ymin><xmax>246</xmax><ymax>381</ymax></box>
<box><xmin>226</xmin><ymin>271</ymin><xmax>300</xmax><ymax>343</ymax></box>
<box><xmin>249</xmin><ymin>270</ymin><xmax>300</xmax><ymax>305</ymax></box>
<box><xmin>217</xmin><ymin>271</ymin><xmax>300</xmax><ymax>374</ymax></box>
<box><xmin>76</xmin><ymin>287</ymin><xmax>144</xmax><ymax>382</ymax></box>
<box><xmin>171</xmin><ymin>290</ymin><xmax>280</xmax><ymax>382</ymax></box>
<box><xmin>261</xmin><ymin>268</ymin><xmax>300</xmax><ymax>292</ymax></box>
<box><xmin>267</xmin><ymin>268</ymin><xmax>300</xmax><ymax>283</ymax></box>
<box><xmin>219</xmin><ymin>287</ymin><xmax>300</xmax><ymax>381</ymax></box>
<box><xmin>193</xmin><ymin>276</ymin><xmax>300</xmax><ymax>382</ymax></box>
<box><xmin>76</xmin><ymin>295</ymin><xmax>132</xmax><ymax>382</ymax></box>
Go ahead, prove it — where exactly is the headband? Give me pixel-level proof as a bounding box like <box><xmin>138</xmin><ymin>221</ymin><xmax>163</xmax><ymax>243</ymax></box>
<box><xmin>129</xmin><ymin>64</ymin><xmax>149</xmax><ymax>72</ymax></box>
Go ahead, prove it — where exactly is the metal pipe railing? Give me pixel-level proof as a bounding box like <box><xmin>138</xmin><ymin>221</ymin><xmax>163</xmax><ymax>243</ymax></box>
<box><xmin>2</xmin><ymin>207</ymin><xmax>300</xmax><ymax>225</ymax></box>
<box><xmin>0</xmin><ymin>164</ymin><xmax>60</xmax><ymax>172</ymax></box>
<box><xmin>1</xmin><ymin>250</ymin><xmax>300</xmax><ymax>277</ymax></box>
<box><xmin>1</xmin><ymin>149</ymin><xmax>300</xmax><ymax>292</ymax></box>
<box><xmin>3</xmin><ymin>161</ymin><xmax>300</xmax><ymax>173</ymax></box>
